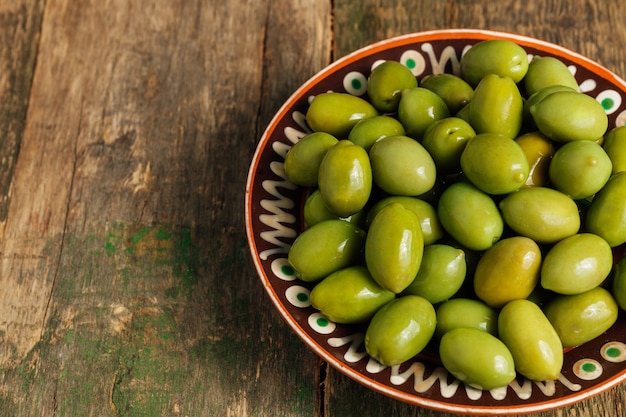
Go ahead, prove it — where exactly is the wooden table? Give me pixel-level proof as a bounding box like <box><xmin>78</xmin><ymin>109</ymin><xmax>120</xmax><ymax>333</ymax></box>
<box><xmin>1</xmin><ymin>1</ymin><xmax>625</xmax><ymax>416</ymax></box>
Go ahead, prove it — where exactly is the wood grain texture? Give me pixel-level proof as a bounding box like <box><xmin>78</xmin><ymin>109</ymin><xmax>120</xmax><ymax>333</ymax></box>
<box><xmin>0</xmin><ymin>0</ymin><xmax>625</xmax><ymax>416</ymax></box>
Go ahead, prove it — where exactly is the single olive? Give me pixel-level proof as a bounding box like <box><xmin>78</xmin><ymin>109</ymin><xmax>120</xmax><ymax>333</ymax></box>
<box><xmin>306</xmin><ymin>92</ymin><xmax>378</xmax><ymax>138</ymax></box>
<box><xmin>369</xmin><ymin>135</ymin><xmax>437</xmax><ymax>196</ymax></box>
<box><xmin>366</xmin><ymin>195</ymin><xmax>444</xmax><ymax>245</ymax></box>
<box><xmin>498</xmin><ymin>299</ymin><xmax>563</xmax><ymax>381</ymax></box>
<box><xmin>514</xmin><ymin>131</ymin><xmax>555</xmax><ymax>188</ymax></box>
<box><xmin>439</xmin><ymin>327</ymin><xmax>516</xmax><ymax>390</ymax></box>
<box><xmin>284</xmin><ymin>132</ymin><xmax>339</xmax><ymax>186</ymax></box>
<box><xmin>318</xmin><ymin>140</ymin><xmax>372</xmax><ymax>217</ymax></box>
<box><xmin>310</xmin><ymin>266</ymin><xmax>395</xmax><ymax>324</ymax></box>
<box><xmin>421</xmin><ymin>117</ymin><xmax>476</xmax><ymax>174</ymax></box>
<box><xmin>473</xmin><ymin>236</ymin><xmax>541</xmax><ymax>309</ymax></box>
<box><xmin>612</xmin><ymin>257</ymin><xmax>626</xmax><ymax>311</ymax></box>
<box><xmin>288</xmin><ymin>219</ymin><xmax>366</xmax><ymax>282</ymax></box>
<box><xmin>499</xmin><ymin>187</ymin><xmax>580</xmax><ymax>244</ymax></box>
<box><xmin>437</xmin><ymin>181</ymin><xmax>503</xmax><ymax>251</ymax></box>
<box><xmin>402</xmin><ymin>244</ymin><xmax>467</xmax><ymax>304</ymax></box>
<box><xmin>544</xmin><ymin>287</ymin><xmax>619</xmax><ymax>348</ymax></box>
<box><xmin>522</xmin><ymin>85</ymin><xmax>577</xmax><ymax>130</ymax></box>
<box><xmin>585</xmin><ymin>171</ymin><xmax>626</xmax><ymax>247</ymax></box>
<box><xmin>348</xmin><ymin>115</ymin><xmax>406</xmax><ymax>152</ymax></box>
<box><xmin>398</xmin><ymin>87</ymin><xmax>450</xmax><ymax>140</ymax></box>
<box><xmin>420</xmin><ymin>73</ymin><xmax>474</xmax><ymax>114</ymax></box>
<box><xmin>365</xmin><ymin>295</ymin><xmax>436</xmax><ymax>366</ymax></box>
<box><xmin>468</xmin><ymin>74</ymin><xmax>524</xmax><ymax>139</ymax></box>
<box><xmin>603</xmin><ymin>125</ymin><xmax>626</xmax><ymax>174</ymax></box>
<box><xmin>435</xmin><ymin>298</ymin><xmax>499</xmax><ymax>338</ymax></box>
<box><xmin>524</xmin><ymin>55</ymin><xmax>579</xmax><ymax>97</ymax></box>
<box><xmin>460</xmin><ymin>132</ymin><xmax>529</xmax><ymax>195</ymax></box>
<box><xmin>529</xmin><ymin>90</ymin><xmax>608</xmax><ymax>142</ymax></box>
<box><xmin>460</xmin><ymin>39</ymin><xmax>529</xmax><ymax>87</ymax></box>
<box><xmin>365</xmin><ymin>203</ymin><xmax>424</xmax><ymax>293</ymax></box>
<box><xmin>548</xmin><ymin>140</ymin><xmax>612</xmax><ymax>200</ymax></box>
<box><xmin>541</xmin><ymin>233</ymin><xmax>613</xmax><ymax>295</ymax></box>
<box><xmin>367</xmin><ymin>60</ymin><xmax>418</xmax><ymax>113</ymax></box>
<box><xmin>303</xmin><ymin>189</ymin><xmax>366</xmax><ymax>228</ymax></box>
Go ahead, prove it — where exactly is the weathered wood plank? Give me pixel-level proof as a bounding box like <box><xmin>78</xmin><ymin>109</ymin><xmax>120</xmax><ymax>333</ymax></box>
<box><xmin>0</xmin><ymin>0</ymin><xmax>332</xmax><ymax>415</ymax></box>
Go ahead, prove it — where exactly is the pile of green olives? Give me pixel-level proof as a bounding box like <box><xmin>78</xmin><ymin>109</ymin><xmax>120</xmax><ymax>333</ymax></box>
<box><xmin>284</xmin><ymin>38</ymin><xmax>626</xmax><ymax>391</ymax></box>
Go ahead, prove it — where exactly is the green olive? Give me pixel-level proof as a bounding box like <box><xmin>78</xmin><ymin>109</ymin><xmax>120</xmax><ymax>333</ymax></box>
<box><xmin>529</xmin><ymin>90</ymin><xmax>608</xmax><ymax>142</ymax></box>
<box><xmin>514</xmin><ymin>131</ymin><xmax>555</xmax><ymax>188</ymax></box>
<box><xmin>303</xmin><ymin>189</ymin><xmax>366</xmax><ymax>228</ymax></box>
<box><xmin>499</xmin><ymin>187</ymin><xmax>580</xmax><ymax>244</ymax></box>
<box><xmin>439</xmin><ymin>327</ymin><xmax>516</xmax><ymax>390</ymax></box>
<box><xmin>460</xmin><ymin>133</ymin><xmax>529</xmax><ymax>195</ymax></box>
<box><xmin>306</xmin><ymin>92</ymin><xmax>378</xmax><ymax>138</ymax></box>
<box><xmin>402</xmin><ymin>244</ymin><xmax>466</xmax><ymax>304</ymax></box>
<box><xmin>310</xmin><ymin>266</ymin><xmax>395</xmax><ymax>324</ymax></box>
<box><xmin>437</xmin><ymin>181</ymin><xmax>503</xmax><ymax>251</ymax></box>
<box><xmin>460</xmin><ymin>39</ymin><xmax>529</xmax><ymax>87</ymax></box>
<box><xmin>435</xmin><ymin>298</ymin><xmax>499</xmax><ymax>338</ymax></box>
<box><xmin>365</xmin><ymin>295</ymin><xmax>436</xmax><ymax>366</ymax></box>
<box><xmin>318</xmin><ymin>140</ymin><xmax>372</xmax><ymax>217</ymax></box>
<box><xmin>468</xmin><ymin>74</ymin><xmax>524</xmax><ymax>139</ymax></box>
<box><xmin>585</xmin><ymin>172</ymin><xmax>626</xmax><ymax>247</ymax></box>
<box><xmin>367</xmin><ymin>61</ymin><xmax>418</xmax><ymax>113</ymax></box>
<box><xmin>498</xmin><ymin>299</ymin><xmax>563</xmax><ymax>381</ymax></box>
<box><xmin>603</xmin><ymin>125</ymin><xmax>626</xmax><ymax>174</ymax></box>
<box><xmin>365</xmin><ymin>203</ymin><xmax>424</xmax><ymax>293</ymax></box>
<box><xmin>541</xmin><ymin>233</ymin><xmax>613</xmax><ymax>295</ymax></box>
<box><xmin>284</xmin><ymin>132</ymin><xmax>339</xmax><ymax>186</ymax></box>
<box><xmin>612</xmin><ymin>257</ymin><xmax>626</xmax><ymax>311</ymax></box>
<box><xmin>369</xmin><ymin>135</ymin><xmax>437</xmax><ymax>196</ymax></box>
<box><xmin>288</xmin><ymin>219</ymin><xmax>366</xmax><ymax>282</ymax></box>
<box><xmin>522</xmin><ymin>85</ymin><xmax>577</xmax><ymax>130</ymax></box>
<box><xmin>420</xmin><ymin>73</ymin><xmax>474</xmax><ymax>114</ymax></box>
<box><xmin>348</xmin><ymin>115</ymin><xmax>406</xmax><ymax>152</ymax></box>
<box><xmin>473</xmin><ymin>236</ymin><xmax>541</xmax><ymax>309</ymax></box>
<box><xmin>544</xmin><ymin>287</ymin><xmax>619</xmax><ymax>348</ymax></box>
<box><xmin>398</xmin><ymin>87</ymin><xmax>450</xmax><ymax>140</ymax></box>
<box><xmin>366</xmin><ymin>195</ymin><xmax>444</xmax><ymax>245</ymax></box>
<box><xmin>421</xmin><ymin>117</ymin><xmax>476</xmax><ymax>174</ymax></box>
<box><xmin>524</xmin><ymin>56</ymin><xmax>579</xmax><ymax>97</ymax></box>
<box><xmin>548</xmin><ymin>140</ymin><xmax>612</xmax><ymax>200</ymax></box>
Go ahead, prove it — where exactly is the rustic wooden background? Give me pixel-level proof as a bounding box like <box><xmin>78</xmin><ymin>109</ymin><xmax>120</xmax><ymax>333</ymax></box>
<box><xmin>1</xmin><ymin>0</ymin><xmax>625</xmax><ymax>416</ymax></box>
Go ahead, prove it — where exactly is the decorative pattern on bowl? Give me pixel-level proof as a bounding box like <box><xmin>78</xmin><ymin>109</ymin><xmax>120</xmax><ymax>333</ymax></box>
<box><xmin>245</xmin><ymin>29</ymin><xmax>626</xmax><ymax>415</ymax></box>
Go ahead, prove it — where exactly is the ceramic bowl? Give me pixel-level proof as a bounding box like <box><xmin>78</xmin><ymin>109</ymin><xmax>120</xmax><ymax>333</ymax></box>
<box><xmin>245</xmin><ymin>29</ymin><xmax>626</xmax><ymax>415</ymax></box>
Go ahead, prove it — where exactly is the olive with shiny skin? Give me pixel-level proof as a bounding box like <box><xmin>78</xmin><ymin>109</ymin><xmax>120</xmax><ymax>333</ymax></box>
<box><xmin>524</xmin><ymin>56</ymin><xmax>579</xmax><ymax>97</ymax></box>
<box><xmin>310</xmin><ymin>266</ymin><xmax>395</xmax><ymax>324</ymax></box>
<box><xmin>529</xmin><ymin>90</ymin><xmax>608</xmax><ymax>142</ymax></box>
<box><xmin>369</xmin><ymin>135</ymin><xmax>437</xmax><ymax>196</ymax></box>
<box><xmin>541</xmin><ymin>233</ymin><xmax>613</xmax><ymax>295</ymax></box>
<box><xmin>439</xmin><ymin>327</ymin><xmax>516</xmax><ymax>390</ymax></box>
<box><xmin>420</xmin><ymin>73</ymin><xmax>474</xmax><ymax>114</ymax></box>
<box><xmin>284</xmin><ymin>132</ymin><xmax>339</xmax><ymax>186</ymax></box>
<box><xmin>348</xmin><ymin>115</ymin><xmax>406</xmax><ymax>152</ymax></box>
<box><xmin>603</xmin><ymin>125</ymin><xmax>626</xmax><ymax>174</ymax></box>
<box><xmin>367</xmin><ymin>60</ymin><xmax>418</xmax><ymax>113</ymax></box>
<box><xmin>318</xmin><ymin>140</ymin><xmax>372</xmax><ymax>217</ymax></box>
<box><xmin>435</xmin><ymin>298</ymin><xmax>499</xmax><ymax>338</ymax></box>
<box><xmin>398</xmin><ymin>87</ymin><xmax>450</xmax><ymax>140</ymax></box>
<box><xmin>499</xmin><ymin>187</ymin><xmax>580</xmax><ymax>244</ymax></box>
<box><xmin>460</xmin><ymin>133</ymin><xmax>529</xmax><ymax>195</ymax></box>
<box><xmin>402</xmin><ymin>244</ymin><xmax>466</xmax><ymax>304</ymax></box>
<box><xmin>468</xmin><ymin>74</ymin><xmax>524</xmax><ymax>139</ymax></box>
<box><xmin>548</xmin><ymin>140</ymin><xmax>612</xmax><ymax>200</ymax></box>
<box><xmin>306</xmin><ymin>92</ymin><xmax>378</xmax><ymax>138</ymax></box>
<box><xmin>498</xmin><ymin>299</ymin><xmax>563</xmax><ymax>381</ymax></box>
<box><xmin>473</xmin><ymin>236</ymin><xmax>542</xmax><ymax>309</ymax></box>
<box><xmin>288</xmin><ymin>219</ymin><xmax>366</xmax><ymax>282</ymax></box>
<box><xmin>365</xmin><ymin>203</ymin><xmax>424</xmax><ymax>294</ymax></box>
<box><xmin>437</xmin><ymin>181</ymin><xmax>503</xmax><ymax>251</ymax></box>
<box><xmin>460</xmin><ymin>39</ymin><xmax>529</xmax><ymax>87</ymax></box>
<box><xmin>366</xmin><ymin>195</ymin><xmax>444</xmax><ymax>245</ymax></box>
<box><xmin>544</xmin><ymin>287</ymin><xmax>619</xmax><ymax>348</ymax></box>
<box><xmin>422</xmin><ymin>117</ymin><xmax>476</xmax><ymax>174</ymax></box>
<box><xmin>303</xmin><ymin>189</ymin><xmax>365</xmax><ymax>228</ymax></box>
<box><xmin>585</xmin><ymin>171</ymin><xmax>626</xmax><ymax>247</ymax></box>
<box><xmin>522</xmin><ymin>85</ymin><xmax>577</xmax><ymax>130</ymax></box>
<box><xmin>365</xmin><ymin>295</ymin><xmax>436</xmax><ymax>366</ymax></box>
<box><xmin>514</xmin><ymin>131</ymin><xmax>555</xmax><ymax>188</ymax></box>
<box><xmin>612</xmin><ymin>257</ymin><xmax>626</xmax><ymax>311</ymax></box>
